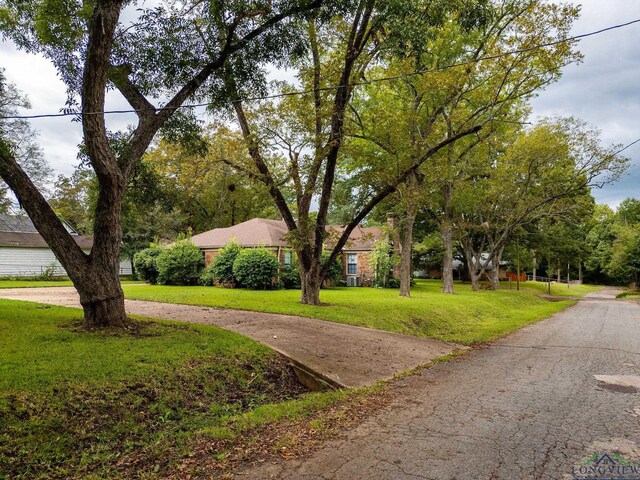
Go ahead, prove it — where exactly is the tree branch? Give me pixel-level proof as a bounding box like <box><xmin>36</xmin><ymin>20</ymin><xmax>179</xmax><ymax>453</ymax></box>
<box><xmin>0</xmin><ymin>141</ymin><xmax>88</xmax><ymax>270</ymax></box>
<box><xmin>322</xmin><ymin>124</ymin><xmax>483</xmax><ymax>275</ymax></box>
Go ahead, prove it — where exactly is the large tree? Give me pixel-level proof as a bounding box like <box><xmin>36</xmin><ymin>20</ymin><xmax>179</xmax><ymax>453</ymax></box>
<box><xmin>585</xmin><ymin>198</ymin><xmax>640</xmax><ymax>285</ymax></box>
<box><xmin>0</xmin><ymin>0</ymin><xmax>325</xmax><ymax>328</ymax></box>
<box><xmin>455</xmin><ymin>118</ymin><xmax>627</xmax><ymax>290</ymax></box>
<box><xmin>144</xmin><ymin>126</ymin><xmax>279</xmax><ymax>233</ymax></box>
<box><xmin>338</xmin><ymin>0</ymin><xmax>581</xmax><ymax>296</ymax></box>
<box><xmin>223</xmin><ymin>1</ymin><xmax>493</xmax><ymax>304</ymax></box>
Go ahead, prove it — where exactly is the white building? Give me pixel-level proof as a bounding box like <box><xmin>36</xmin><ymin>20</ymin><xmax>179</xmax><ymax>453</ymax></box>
<box><xmin>0</xmin><ymin>214</ymin><xmax>132</xmax><ymax>277</ymax></box>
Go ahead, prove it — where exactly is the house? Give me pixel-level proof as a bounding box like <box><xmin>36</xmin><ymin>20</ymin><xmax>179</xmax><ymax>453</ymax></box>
<box><xmin>0</xmin><ymin>214</ymin><xmax>132</xmax><ymax>277</ymax></box>
<box><xmin>421</xmin><ymin>255</ymin><xmax>511</xmax><ymax>281</ymax></box>
<box><xmin>190</xmin><ymin>218</ymin><xmax>384</xmax><ymax>285</ymax></box>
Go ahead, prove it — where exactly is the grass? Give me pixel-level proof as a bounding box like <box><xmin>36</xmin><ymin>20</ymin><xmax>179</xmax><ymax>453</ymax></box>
<box><xmin>617</xmin><ymin>289</ymin><xmax>640</xmax><ymax>299</ymax></box>
<box><xmin>0</xmin><ymin>299</ymin><xmax>348</xmax><ymax>479</ymax></box>
<box><xmin>123</xmin><ymin>279</ymin><xmax>577</xmax><ymax>345</ymax></box>
<box><xmin>516</xmin><ymin>280</ymin><xmax>603</xmax><ymax>297</ymax></box>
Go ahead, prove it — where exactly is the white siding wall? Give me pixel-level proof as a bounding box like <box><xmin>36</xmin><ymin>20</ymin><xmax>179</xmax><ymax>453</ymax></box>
<box><xmin>0</xmin><ymin>247</ymin><xmax>133</xmax><ymax>276</ymax></box>
<box><xmin>119</xmin><ymin>258</ymin><xmax>133</xmax><ymax>275</ymax></box>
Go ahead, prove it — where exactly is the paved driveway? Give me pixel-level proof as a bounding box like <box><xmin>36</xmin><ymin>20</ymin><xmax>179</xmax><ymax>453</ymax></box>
<box><xmin>236</xmin><ymin>289</ymin><xmax>640</xmax><ymax>479</ymax></box>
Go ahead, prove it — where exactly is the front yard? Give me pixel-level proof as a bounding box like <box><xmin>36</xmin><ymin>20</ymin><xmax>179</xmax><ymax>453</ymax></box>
<box><xmin>517</xmin><ymin>280</ymin><xmax>602</xmax><ymax>297</ymax></box>
<box><xmin>0</xmin><ymin>300</ymin><xmax>358</xmax><ymax>479</ymax></box>
<box><xmin>0</xmin><ymin>280</ymin><xmax>602</xmax><ymax>477</ymax></box>
<box><xmin>123</xmin><ymin>279</ymin><xmax>587</xmax><ymax>345</ymax></box>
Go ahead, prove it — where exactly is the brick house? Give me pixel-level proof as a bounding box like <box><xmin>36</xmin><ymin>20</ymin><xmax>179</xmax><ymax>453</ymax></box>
<box><xmin>190</xmin><ymin>218</ymin><xmax>383</xmax><ymax>285</ymax></box>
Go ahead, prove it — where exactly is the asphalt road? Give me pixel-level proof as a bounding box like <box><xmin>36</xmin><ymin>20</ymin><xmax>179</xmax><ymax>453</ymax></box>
<box><xmin>238</xmin><ymin>289</ymin><xmax>640</xmax><ymax>479</ymax></box>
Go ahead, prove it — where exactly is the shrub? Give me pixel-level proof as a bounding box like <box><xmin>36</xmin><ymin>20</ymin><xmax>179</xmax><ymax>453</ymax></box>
<box><xmin>156</xmin><ymin>240</ymin><xmax>204</xmax><ymax>285</ymax></box>
<box><xmin>232</xmin><ymin>248</ymin><xmax>279</xmax><ymax>289</ymax></box>
<box><xmin>133</xmin><ymin>247</ymin><xmax>162</xmax><ymax>284</ymax></box>
<box><xmin>322</xmin><ymin>252</ymin><xmax>343</xmax><ymax>284</ymax></box>
<box><xmin>199</xmin><ymin>263</ymin><xmax>216</xmax><ymax>286</ymax></box>
<box><xmin>385</xmin><ymin>277</ymin><xmax>400</xmax><ymax>289</ymax></box>
<box><xmin>371</xmin><ymin>239</ymin><xmax>397</xmax><ymax>287</ymax></box>
<box><xmin>280</xmin><ymin>264</ymin><xmax>301</xmax><ymax>289</ymax></box>
<box><xmin>202</xmin><ymin>240</ymin><xmax>243</xmax><ymax>286</ymax></box>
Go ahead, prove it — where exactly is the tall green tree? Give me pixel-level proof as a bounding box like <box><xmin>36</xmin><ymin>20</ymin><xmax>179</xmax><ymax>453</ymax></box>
<box><xmin>0</xmin><ymin>0</ymin><xmax>325</xmax><ymax>328</ymax></box>
<box><xmin>341</xmin><ymin>0</ymin><xmax>581</xmax><ymax>295</ymax></box>
<box><xmin>223</xmin><ymin>1</ymin><xmax>487</xmax><ymax>304</ymax></box>
<box><xmin>585</xmin><ymin>199</ymin><xmax>640</xmax><ymax>285</ymax></box>
<box><xmin>455</xmin><ymin>118</ymin><xmax>626</xmax><ymax>291</ymax></box>
<box><xmin>144</xmin><ymin>126</ymin><xmax>279</xmax><ymax>233</ymax></box>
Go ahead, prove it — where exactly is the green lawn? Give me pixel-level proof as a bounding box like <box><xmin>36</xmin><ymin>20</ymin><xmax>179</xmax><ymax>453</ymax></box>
<box><xmin>123</xmin><ymin>279</ymin><xmax>576</xmax><ymax>345</ymax></box>
<box><xmin>617</xmin><ymin>289</ymin><xmax>640</xmax><ymax>299</ymax></box>
<box><xmin>516</xmin><ymin>280</ymin><xmax>602</xmax><ymax>297</ymax></box>
<box><xmin>0</xmin><ymin>299</ymin><xmax>349</xmax><ymax>479</ymax></box>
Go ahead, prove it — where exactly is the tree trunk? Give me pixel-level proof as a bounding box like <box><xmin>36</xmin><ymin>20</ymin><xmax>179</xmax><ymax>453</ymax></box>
<box><xmin>578</xmin><ymin>261</ymin><xmax>583</xmax><ymax>282</ymax></box>
<box><xmin>299</xmin><ymin>258</ymin><xmax>322</xmax><ymax>305</ymax></box>
<box><xmin>462</xmin><ymin>244</ymin><xmax>480</xmax><ymax>291</ymax></box>
<box><xmin>78</xmin><ymin>274</ymin><xmax>127</xmax><ymax>329</ymax></box>
<box><xmin>1</xmin><ymin>138</ymin><xmax>130</xmax><ymax>329</ymax></box>
<box><xmin>441</xmin><ymin>220</ymin><xmax>455</xmax><ymax>294</ymax></box>
<box><xmin>470</xmin><ymin>269</ymin><xmax>480</xmax><ymax>291</ymax></box>
<box><xmin>532</xmin><ymin>251</ymin><xmax>537</xmax><ymax>281</ymax></box>
<box><xmin>489</xmin><ymin>246</ymin><xmax>503</xmax><ymax>291</ymax></box>
<box><xmin>399</xmin><ymin>203</ymin><xmax>418</xmax><ymax>297</ymax></box>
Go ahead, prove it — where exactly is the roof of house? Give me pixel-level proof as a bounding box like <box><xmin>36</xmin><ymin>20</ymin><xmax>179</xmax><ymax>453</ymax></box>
<box><xmin>325</xmin><ymin>225</ymin><xmax>383</xmax><ymax>251</ymax></box>
<box><xmin>191</xmin><ymin>218</ymin><xmax>383</xmax><ymax>251</ymax></box>
<box><xmin>0</xmin><ymin>214</ymin><xmax>40</xmax><ymax>233</ymax></box>
<box><xmin>191</xmin><ymin>218</ymin><xmax>291</xmax><ymax>249</ymax></box>
<box><xmin>0</xmin><ymin>214</ymin><xmax>93</xmax><ymax>249</ymax></box>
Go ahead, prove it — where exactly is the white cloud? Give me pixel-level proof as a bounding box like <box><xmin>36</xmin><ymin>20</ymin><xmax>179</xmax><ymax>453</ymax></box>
<box><xmin>530</xmin><ymin>0</ymin><xmax>640</xmax><ymax>206</ymax></box>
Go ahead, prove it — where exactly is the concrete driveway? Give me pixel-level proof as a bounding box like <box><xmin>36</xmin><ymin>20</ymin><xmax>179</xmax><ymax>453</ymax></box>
<box><xmin>0</xmin><ymin>286</ymin><xmax>464</xmax><ymax>389</ymax></box>
<box><xmin>234</xmin><ymin>289</ymin><xmax>640</xmax><ymax>479</ymax></box>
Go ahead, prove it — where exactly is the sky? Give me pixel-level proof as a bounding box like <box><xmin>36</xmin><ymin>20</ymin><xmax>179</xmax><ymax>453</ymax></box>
<box><xmin>1</xmin><ymin>0</ymin><xmax>639</xmax><ymax>207</ymax></box>
<box><xmin>529</xmin><ymin>1</ymin><xmax>640</xmax><ymax>207</ymax></box>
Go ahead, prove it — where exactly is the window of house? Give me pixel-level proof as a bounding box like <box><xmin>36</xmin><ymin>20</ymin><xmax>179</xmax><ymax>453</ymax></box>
<box><xmin>347</xmin><ymin>254</ymin><xmax>357</xmax><ymax>275</ymax></box>
<box><xmin>284</xmin><ymin>251</ymin><xmax>292</xmax><ymax>266</ymax></box>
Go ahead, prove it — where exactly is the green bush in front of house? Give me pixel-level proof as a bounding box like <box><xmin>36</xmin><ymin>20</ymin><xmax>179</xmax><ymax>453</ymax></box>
<box><xmin>200</xmin><ymin>240</ymin><xmax>243</xmax><ymax>286</ymax></box>
<box><xmin>156</xmin><ymin>240</ymin><xmax>204</xmax><ymax>285</ymax></box>
<box><xmin>280</xmin><ymin>264</ymin><xmax>301</xmax><ymax>289</ymax></box>
<box><xmin>322</xmin><ymin>252</ymin><xmax>344</xmax><ymax>284</ymax></box>
<box><xmin>232</xmin><ymin>248</ymin><xmax>279</xmax><ymax>289</ymax></box>
<box><xmin>133</xmin><ymin>247</ymin><xmax>163</xmax><ymax>284</ymax></box>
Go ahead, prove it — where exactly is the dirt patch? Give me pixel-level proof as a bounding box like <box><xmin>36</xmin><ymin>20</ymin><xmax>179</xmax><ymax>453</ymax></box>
<box><xmin>169</xmin><ymin>386</ymin><xmax>395</xmax><ymax>479</ymax></box>
<box><xmin>61</xmin><ymin>318</ymin><xmax>160</xmax><ymax>337</ymax></box>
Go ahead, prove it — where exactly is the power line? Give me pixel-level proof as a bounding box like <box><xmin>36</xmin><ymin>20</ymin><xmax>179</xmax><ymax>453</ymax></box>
<box><xmin>2</xmin><ymin>17</ymin><xmax>640</xmax><ymax>121</ymax></box>
<box><xmin>613</xmin><ymin>137</ymin><xmax>640</xmax><ymax>156</ymax></box>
